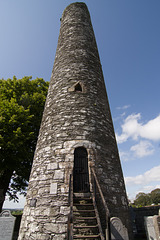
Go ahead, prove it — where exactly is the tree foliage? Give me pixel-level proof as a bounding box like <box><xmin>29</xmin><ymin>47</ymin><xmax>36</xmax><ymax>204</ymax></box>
<box><xmin>150</xmin><ymin>188</ymin><xmax>160</xmax><ymax>205</ymax></box>
<box><xmin>133</xmin><ymin>188</ymin><xmax>160</xmax><ymax>207</ymax></box>
<box><xmin>0</xmin><ymin>76</ymin><xmax>49</xmax><ymax>210</ymax></box>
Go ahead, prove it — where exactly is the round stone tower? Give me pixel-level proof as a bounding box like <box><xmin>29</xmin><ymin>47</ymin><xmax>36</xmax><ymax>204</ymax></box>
<box><xmin>18</xmin><ymin>2</ymin><xmax>132</xmax><ymax>240</ymax></box>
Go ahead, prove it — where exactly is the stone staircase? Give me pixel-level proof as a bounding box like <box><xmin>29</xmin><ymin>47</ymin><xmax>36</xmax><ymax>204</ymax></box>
<box><xmin>72</xmin><ymin>193</ymin><xmax>104</xmax><ymax>240</ymax></box>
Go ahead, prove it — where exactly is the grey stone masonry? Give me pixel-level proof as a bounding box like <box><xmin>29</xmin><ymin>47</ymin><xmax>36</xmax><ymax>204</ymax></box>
<box><xmin>18</xmin><ymin>2</ymin><xmax>133</xmax><ymax>240</ymax></box>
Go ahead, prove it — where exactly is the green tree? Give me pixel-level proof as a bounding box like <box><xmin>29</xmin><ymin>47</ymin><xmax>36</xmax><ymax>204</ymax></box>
<box><xmin>0</xmin><ymin>76</ymin><xmax>49</xmax><ymax>211</ymax></box>
<box><xmin>133</xmin><ymin>192</ymin><xmax>151</xmax><ymax>207</ymax></box>
<box><xmin>150</xmin><ymin>188</ymin><xmax>160</xmax><ymax>205</ymax></box>
<box><xmin>133</xmin><ymin>189</ymin><xmax>160</xmax><ymax>207</ymax></box>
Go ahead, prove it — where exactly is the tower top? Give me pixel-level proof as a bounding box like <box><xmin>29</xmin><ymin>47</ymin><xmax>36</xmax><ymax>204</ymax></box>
<box><xmin>62</xmin><ymin>2</ymin><xmax>90</xmax><ymax>23</ymax></box>
<box><xmin>63</xmin><ymin>2</ymin><xmax>88</xmax><ymax>14</ymax></box>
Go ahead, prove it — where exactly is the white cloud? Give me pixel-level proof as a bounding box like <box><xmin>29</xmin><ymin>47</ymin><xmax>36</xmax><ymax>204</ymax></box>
<box><xmin>119</xmin><ymin>151</ymin><xmax>129</xmax><ymax>162</ymax></box>
<box><xmin>116</xmin><ymin>113</ymin><xmax>160</xmax><ymax>143</ymax></box>
<box><xmin>130</xmin><ymin>140</ymin><xmax>154</xmax><ymax>158</ymax></box>
<box><xmin>116</xmin><ymin>113</ymin><xmax>141</xmax><ymax>143</ymax></box>
<box><xmin>140</xmin><ymin>116</ymin><xmax>160</xmax><ymax>141</ymax></box>
<box><xmin>125</xmin><ymin>165</ymin><xmax>160</xmax><ymax>186</ymax></box>
<box><xmin>116</xmin><ymin>105</ymin><xmax>131</xmax><ymax>110</ymax></box>
<box><xmin>119</xmin><ymin>140</ymin><xmax>154</xmax><ymax>162</ymax></box>
<box><xmin>139</xmin><ymin>185</ymin><xmax>160</xmax><ymax>193</ymax></box>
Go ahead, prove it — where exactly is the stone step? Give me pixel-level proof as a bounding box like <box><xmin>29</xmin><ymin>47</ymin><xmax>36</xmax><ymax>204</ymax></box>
<box><xmin>75</xmin><ymin>216</ymin><xmax>97</xmax><ymax>220</ymax></box>
<box><xmin>73</xmin><ymin>205</ymin><xmax>94</xmax><ymax>211</ymax></box>
<box><xmin>74</xmin><ymin>209</ymin><xmax>95</xmax><ymax>214</ymax></box>
<box><xmin>74</xmin><ymin>218</ymin><xmax>97</xmax><ymax>224</ymax></box>
<box><xmin>74</xmin><ymin>210</ymin><xmax>95</xmax><ymax>216</ymax></box>
<box><xmin>73</xmin><ymin>192</ymin><xmax>91</xmax><ymax>198</ymax></box>
<box><xmin>74</xmin><ymin>201</ymin><xmax>92</xmax><ymax>205</ymax></box>
<box><xmin>73</xmin><ymin>211</ymin><xmax>96</xmax><ymax>218</ymax></box>
<box><xmin>74</xmin><ymin>203</ymin><xmax>93</xmax><ymax>206</ymax></box>
<box><xmin>73</xmin><ymin>223</ymin><xmax>99</xmax><ymax>235</ymax></box>
<box><xmin>73</xmin><ymin>234</ymin><xmax>100</xmax><ymax>239</ymax></box>
<box><xmin>74</xmin><ymin>225</ymin><xmax>98</xmax><ymax>229</ymax></box>
<box><xmin>74</xmin><ymin>197</ymin><xmax>92</xmax><ymax>201</ymax></box>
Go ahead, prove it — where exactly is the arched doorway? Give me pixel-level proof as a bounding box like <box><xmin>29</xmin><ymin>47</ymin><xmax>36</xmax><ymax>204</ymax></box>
<box><xmin>73</xmin><ymin>147</ymin><xmax>89</xmax><ymax>193</ymax></box>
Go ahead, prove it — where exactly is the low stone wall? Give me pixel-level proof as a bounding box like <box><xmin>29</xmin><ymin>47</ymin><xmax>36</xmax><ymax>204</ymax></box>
<box><xmin>131</xmin><ymin>205</ymin><xmax>160</xmax><ymax>239</ymax></box>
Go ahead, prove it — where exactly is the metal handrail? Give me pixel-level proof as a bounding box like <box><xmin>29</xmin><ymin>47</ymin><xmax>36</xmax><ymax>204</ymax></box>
<box><xmin>90</xmin><ymin>166</ymin><xmax>111</xmax><ymax>240</ymax></box>
<box><xmin>67</xmin><ymin>172</ymin><xmax>73</xmax><ymax>240</ymax></box>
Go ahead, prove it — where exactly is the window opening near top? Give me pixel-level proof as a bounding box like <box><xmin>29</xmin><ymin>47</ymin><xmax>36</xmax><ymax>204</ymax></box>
<box><xmin>75</xmin><ymin>83</ymin><xmax>82</xmax><ymax>92</ymax></box>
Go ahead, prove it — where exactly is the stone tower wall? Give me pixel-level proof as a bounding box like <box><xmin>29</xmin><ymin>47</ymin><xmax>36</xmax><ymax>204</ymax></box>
<box><xmin>18</xmin><ymin>3</ymin><xmax>132</xmax><ymax>240</ymax></box>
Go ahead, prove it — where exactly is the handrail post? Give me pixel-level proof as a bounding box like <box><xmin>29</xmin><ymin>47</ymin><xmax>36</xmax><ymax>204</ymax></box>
<box><xmin>105</xmin><ymin>215</ymin><xmax>111</xmax><ymax>240</ymax></box>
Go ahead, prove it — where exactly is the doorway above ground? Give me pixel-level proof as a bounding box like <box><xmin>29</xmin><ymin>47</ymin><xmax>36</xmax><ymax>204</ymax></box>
<box><xmin>73</xmin><ymin>147</ymin><xmax>89</xmax><ymax>193</ymax></box>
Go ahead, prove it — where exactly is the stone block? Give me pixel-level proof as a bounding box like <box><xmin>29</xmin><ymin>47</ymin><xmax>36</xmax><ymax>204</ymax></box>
<box><xmin>54</xmin><ymin>170</ymin><xmax>64</xmax><ymax>180</ymax></box>
<box><xmin>56</xmin><ymin>216</ymin><xmax>68</xmax><ymax>223</ymax></box>
<box><xmin>49</xmin><ymin>207</ymin><xmax>60</xmax><ymax>217</ymax></box>
<box><xmin>38</xmin><ymin>187</ymin><xmax>50</xmax><ymax>195</ymax></box>
<box><xmin>61</xmin><ymin>185</ymin><xmax>69</xmax><ymax>193</ymax></box>
<box><xmin>47</xmin><ymin>162</ymin><xmax>58</xmax><ymax>170</ymax></box>
<box><xmin>52</xmin><ymin>234</ymin><xmax>66</xmax><ymax>240</ymax></box>
<box><xmin>59</xmin><ymin>162</ymin><xmax>66</xmax><ymax>169</ymax></box>
<box><xmin>50</xmin><ymin>183</ymin><xmax>57</xmax><ymax>194</ymax></box>
<box><xmin>60</xmin><ymin>206</ymin><xmax>69</xmax><ymax>215</ymax></box>
<box><xmin>44</xmin><ymin>223</ymin><xmax>66</xmax><ymax>233</ymax></box>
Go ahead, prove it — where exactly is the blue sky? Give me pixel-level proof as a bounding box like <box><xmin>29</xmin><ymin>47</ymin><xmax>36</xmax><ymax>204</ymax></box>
<box><xmin>1</xmin><ymin>0</ymin><xmax>160</xmax><ymax>208</ymax></box>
